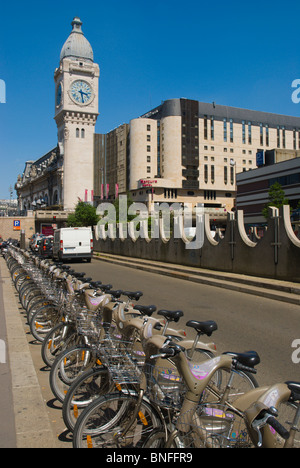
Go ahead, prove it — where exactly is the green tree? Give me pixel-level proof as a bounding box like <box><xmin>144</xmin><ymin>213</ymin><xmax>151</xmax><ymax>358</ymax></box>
<box><xmin>262</xmin><ymin>182</ymin><xmax>289</xmax><ymax>219</ymax></box>
<box><xmin>67</xmin><ymin>201</ymin><xmax>100</xmax><ymax>227</ymax></box>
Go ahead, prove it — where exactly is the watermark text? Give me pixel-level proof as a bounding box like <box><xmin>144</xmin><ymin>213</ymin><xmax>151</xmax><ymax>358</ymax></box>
<box><xmin>0</xmin><ymin>79</ymin><xmax>6</xmax><ymax>103</ymax></box>
<box><xmin>291</xmin><ymin>339</ymin><xmax>300</xmax><ymax>364</ymax></box>
<box><xmin>95</xmin><ymin>196</ymin><xmax>204</xmax><ymax>249</ymax></box>
<box><xmin>291</xmin><ymin>79</ymin><xmax>300</xmax><ymax>104</ymax></box>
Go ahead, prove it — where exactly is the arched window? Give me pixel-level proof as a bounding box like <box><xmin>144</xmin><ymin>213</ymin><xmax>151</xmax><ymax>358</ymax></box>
<box><xmin>76</xmin><ymin>128</ymin><xmax>80</xmax><ymax>138</ymax></box>
<box><xmin>81</xmin><ymin>128</ymin><xmax>85</xmax><ymax>138</ymax></box>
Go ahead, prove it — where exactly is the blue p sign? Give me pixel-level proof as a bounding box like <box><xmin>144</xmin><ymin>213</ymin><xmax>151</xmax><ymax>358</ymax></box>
<box><xmin>0</xmin><ymin>79</ymin><xmax>6</xmax><ymax>103</ymax></box>
<box><xmin>13</xmin><ymin>220</ymin><xmax>21</xmax><ymax>230</ymax></box>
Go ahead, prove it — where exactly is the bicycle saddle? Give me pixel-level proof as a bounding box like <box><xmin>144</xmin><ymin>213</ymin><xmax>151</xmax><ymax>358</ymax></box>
<box><xmin>133</xmin><ymin>304</ymin><xmax>157</xmax><ymax>316</ymax></box>
<box><xmin>285</xmin><ymin>381</ymin><xmax>300</xmax><ymax>402</ymax></box>
<box><xmin>123</xmin><ymin>291</ymin><xmax>143</xmax><ymax>301</ymax></box>
<box><xmin>186</xmin><ymin>320</ymin><xmax>218</xmax><ymax>336</ymax></box>
<box><xmin>73</xmin><ymin>272</ymin><xmax>86</xmax><ymax>278</ymax></box>
<box><xmin>100</xmin><ymin>284</ymin><xmax>113</xmax><ymax>292</ymax></box>
<box><xmin>109</xmin><ymin>290</ymin><xmax>123</xmax><ymax>299</ymax></box>
<box><xmin>223</xmin><ymin>350</ymin><xmax>260</xmax><ymax>368</ymax></box>
<box><xmin>89</xmin><ymin>281</ymin><xmax>102</xmax><ymax>288</ymax></box>
<box><xmin>157</xmin><ymin>310</ymin><xmax>184</xmax><ymax>322</ymax></box>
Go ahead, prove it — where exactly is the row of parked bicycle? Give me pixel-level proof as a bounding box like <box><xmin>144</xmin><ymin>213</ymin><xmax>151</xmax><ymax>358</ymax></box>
<box><xmin>4</xmin><ymin>245</ymin><xmax>300</xmax><ymax>448</ymax></box>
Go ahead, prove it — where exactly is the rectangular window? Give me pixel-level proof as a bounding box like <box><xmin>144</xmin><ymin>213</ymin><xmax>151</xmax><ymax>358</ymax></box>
<box><xmin>204</xmin><ymin>115</ymin><xmax>208</xmax><ymax>140</ymax></box>
<box><xmin>260</xmin><ymin>124</ymin><xmax>263</xmax><ymax>146</ymax></box>
<box><xmin>211</xmin><ymin>165</ymin><xmax>215</xmax><ymax>183</ymax></box>
<box><xmin>282</xmin><ymin>127</ymin><xmax>286</xmax><ymax>148</ymax></box>
<box><xmin>147</xmin><ymin>145</ymin><xmax>151</xmax><ymax>152</ymax></box>
<box><xmin>223</xmin><ymin>119</ymin><xmax>227</xmax><ymax>142</ymax></box>
<box><xmin>248</xmin><ymin>122</ymin><xmax>252</xmax><ymax>144</ymax></box>
<box><xmin>266</xmin><ymin>125</ymin><xmax>269</xmax><ymax>146</ymax></box>
<box><xmin>224</xmin><ymin>166</ymin><xmax>228</xmax><ymax>184</ymax></box>
<box><xmin>147</xmin><ymin>134</ymin><xmax>151</xmax><ymax>141</ymax></box>
<box><xmin>242</xmin><ymin>121</ymin><xmax>246</xmax><ymax>144</ymax></box>
<box><xmin>230</xmin><ymin>166</ymin><xmax>234</xmax><ymax>185</ymax></box>
<box><xmin>230</xmin><ymin>119</ymin><xmax>233</xmax><ymax>143</ymax></box>
<box><xmin>204</xmin><ymin>164</ymin><xmax>208</xmax><ymax>183</ymax></box>
<box><xmin>147</xmin><ymin>124</ymin><xmax>151</xmax><ymax>131</ymax></box>
<box><xmin>277</xmin><ymin>126</ymin><xmax>280</xmax><ymax>147</ymax></box>
<box><xmin>211</xmin><ymin>116</ymin><xmax>214</xmax><ymax>140</ymax></box>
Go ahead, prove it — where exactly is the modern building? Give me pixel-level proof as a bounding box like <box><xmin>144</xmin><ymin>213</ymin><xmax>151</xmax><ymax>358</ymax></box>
<box><xmin>95</xmin><ymin>99</ymin><xmax>300</xmax><ymax>225</ymax></box>
<box><xmin>236</xmin><ymin>149</ymin><xmax>300</xmax><ymax>225</ymax></box>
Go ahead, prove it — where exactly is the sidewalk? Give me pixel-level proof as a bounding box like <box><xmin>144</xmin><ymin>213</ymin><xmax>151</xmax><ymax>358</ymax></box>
<box><xmin>0</xmin><ymin>270</ymin><xmax>16</xmax><ymax>448</ymax></box>
<box><xmin>0</xmin><ymin>256</ymin><xmax>57</xmax><ymax>448</ymax></box>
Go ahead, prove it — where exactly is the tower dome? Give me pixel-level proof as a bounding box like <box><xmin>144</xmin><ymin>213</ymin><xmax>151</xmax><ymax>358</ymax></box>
<box><xmin>60</xmin><ymin>17</ymin><xmax>94</xmax><ymax>63</ymax></box>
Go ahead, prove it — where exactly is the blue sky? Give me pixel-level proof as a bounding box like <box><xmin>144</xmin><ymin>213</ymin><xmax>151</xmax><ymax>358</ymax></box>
<box><xmin>0</xmin><ymin>0</ymin><xmax>300</xmax><ymax>199</ymax></box>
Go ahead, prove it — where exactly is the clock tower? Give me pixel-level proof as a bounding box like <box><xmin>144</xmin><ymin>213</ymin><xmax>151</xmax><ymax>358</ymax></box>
<box><xmin>54</xmin><ymin>17</ymin><xmax>99</xmax><ymax>211</ymax></box>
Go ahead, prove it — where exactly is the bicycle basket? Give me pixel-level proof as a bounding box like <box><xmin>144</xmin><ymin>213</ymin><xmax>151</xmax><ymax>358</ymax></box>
<box><xmin>176</xmin><ymin>404</ymin><xmax>252</xmax><ymax>448</ymax></box>
<box><xmin>145</xmin><ymin>364</ymin><xmax>186</xmax><ymax>409</ymax></box>
<box><xmin>76</xmin><ymin>309</ymin><xmax>103</xmax><ymax>342</ymax></box>
<box><xmin>98</xmin><ymin>335</ymin><xmax>142</xmax><ymax>384</ymax></box>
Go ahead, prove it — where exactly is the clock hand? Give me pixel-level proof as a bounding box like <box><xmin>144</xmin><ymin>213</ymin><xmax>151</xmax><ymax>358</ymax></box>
<box><xmin>79</xmin><ymin>89</ymin><xmax>88</xmax><ymax>103</ymax></box>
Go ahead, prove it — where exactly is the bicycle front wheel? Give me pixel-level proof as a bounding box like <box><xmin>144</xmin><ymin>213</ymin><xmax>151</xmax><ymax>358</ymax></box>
<box><xmin>49</xmin><ymin>345</ymin><xmax>95</xmax><ymax>402</ymax></box>
<box><xmin>41</xmin><ymin>322</ymin><xmax>77</xmax><ymax>367</ymax></box>
<box><xmin>62</xmin><ymin>366</ymin><xmax>112</xmax><ymax>432</ymax></box>
<box><xmin>72</xmin><ymin>391</ymin><xmax>163</xmax><ymax>448</ymax></box>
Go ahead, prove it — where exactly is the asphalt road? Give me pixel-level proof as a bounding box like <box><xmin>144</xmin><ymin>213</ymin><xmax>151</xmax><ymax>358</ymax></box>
<box><xmin>72</xmin><ymin>258</ymin><xmax>300</xmax><ymax>387</ymax></box>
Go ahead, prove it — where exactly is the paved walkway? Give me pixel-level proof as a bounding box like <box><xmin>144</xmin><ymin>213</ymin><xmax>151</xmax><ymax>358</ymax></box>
<box><xmin>0</xmin><ymin>256</ymin><xmax>57</xmax><ymax>448</ymax></box>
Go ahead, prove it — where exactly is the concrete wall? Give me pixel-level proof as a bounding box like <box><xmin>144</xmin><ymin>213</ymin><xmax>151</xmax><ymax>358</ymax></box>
<box><xmin>93</xmin><ymin>205</ymin><xmax>300</xmax><ymax>283</ymax></box>
<box><xmin>0</xmin><ymin>216</ymin><xmax>35</xmax><ymax>243</ymax></box>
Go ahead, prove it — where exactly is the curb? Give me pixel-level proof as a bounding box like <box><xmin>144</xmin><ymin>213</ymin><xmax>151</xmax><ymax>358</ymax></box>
<box><xmin>93</xmin><ymin>252</ymin><xmax>300</xmax><ymax>306</ymax></box>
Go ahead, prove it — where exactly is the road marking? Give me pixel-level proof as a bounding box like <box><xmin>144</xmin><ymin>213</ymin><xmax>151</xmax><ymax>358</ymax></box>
<box><xmin>0</xmin><ymin>339</ymin><xmax>6</xmax><ymax>363</ymax></box>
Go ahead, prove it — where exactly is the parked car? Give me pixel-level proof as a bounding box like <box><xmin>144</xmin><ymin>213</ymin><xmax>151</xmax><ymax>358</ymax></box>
<box><xmin>32</xmin><ymin>235</ymin><xmax>44</xmax><ymax>252</ymax></box>
<box><xmin>29</xmin><ymin>233</ymin><xmax>41</xmax><ymax>251</ymax></box>
<box><xmin>38</xmin><ymin>236</ymin><xmax>53</xmax><ymax>258</ymax></box>
<box><xmin>0</xmin><ymin>240</ymin><xmax>8</xmax><ymax>256</ymax></box>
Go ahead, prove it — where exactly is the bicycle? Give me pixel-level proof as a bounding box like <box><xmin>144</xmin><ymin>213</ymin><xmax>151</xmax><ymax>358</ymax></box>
<box><xmin>71</xmin><ymin>315</ymin><xmax>260</xmax><ymax>448</ymax></box>
<box><xmin>41</xmin><ymin>281</ymin><xmax>112</xmax><ymax>367</ymax></box>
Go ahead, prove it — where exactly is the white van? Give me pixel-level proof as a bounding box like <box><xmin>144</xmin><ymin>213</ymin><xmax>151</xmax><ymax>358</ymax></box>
<box><xmin>52</xmin><ymin>227</ymin><xmax>93</xmax><ymax>262</ymax></box>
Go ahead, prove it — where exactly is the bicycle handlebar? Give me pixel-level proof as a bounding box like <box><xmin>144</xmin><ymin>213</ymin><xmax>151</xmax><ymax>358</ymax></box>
<box><xmin>252</xmin><ymin>406</ymin><xmax>290</xmax><ymax>447</ymax></box>
<box><xmin>266</xmin><ymin>416</ymin><xmax>290</xmax><ymax>440</ymax></box>
<box><xmin>233</xmin><ymin>360</ymin><xmax>257</xmax><ymax>374</ymax></box>
<box><xmin>150</xmin><ymin>341</ymin><xmax>186</xmax><ymax>360</ymax></box>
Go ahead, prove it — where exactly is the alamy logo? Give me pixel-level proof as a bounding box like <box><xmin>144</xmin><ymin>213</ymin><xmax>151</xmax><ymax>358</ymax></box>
<box><xmin>95</xmin><ymin>196</ymin><xmax>205</xmax><ymax>250</ymax></box>
<box><xmin>291</xmin><ymin>339</ymin><xmax>300</xmax><ymax>364</ymax></box>
<box><xmin>0</xmin><ymin>79</ymin><xmax>6</xmax><ymax>103</ymax></box>
<box><xmin>291</xmin><ymin>79</ymin><xmax>300</xmax><ymax>104</ymax></box>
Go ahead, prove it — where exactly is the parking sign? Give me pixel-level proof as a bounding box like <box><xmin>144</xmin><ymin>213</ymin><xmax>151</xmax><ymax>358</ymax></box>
<box><xmin>13</xmin><ymin>220</ymin><xmax>21</xmax><ymax>231</ymax></box>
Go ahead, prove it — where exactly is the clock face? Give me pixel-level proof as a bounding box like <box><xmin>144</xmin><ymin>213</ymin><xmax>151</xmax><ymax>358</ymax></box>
<box><xmin>56</xmin><ymin>83</ymin><xmax>62</xmax><ymax>106</ymax></box>
<box><xmin>70</xmin><ymin>80</ymin><xmax>93</xmax><ymax>105</ymax></box>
